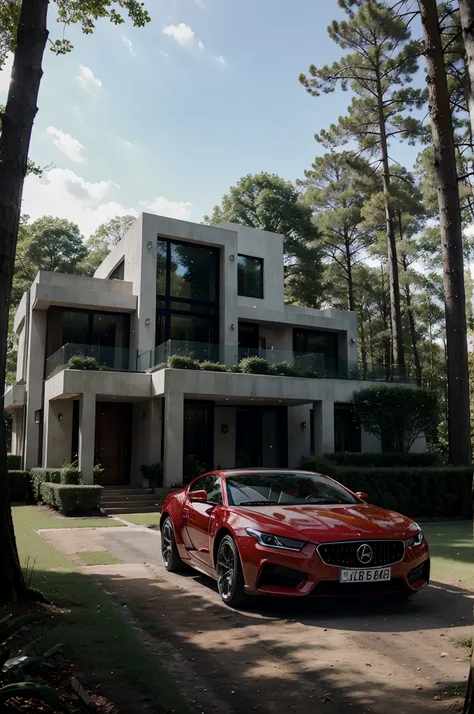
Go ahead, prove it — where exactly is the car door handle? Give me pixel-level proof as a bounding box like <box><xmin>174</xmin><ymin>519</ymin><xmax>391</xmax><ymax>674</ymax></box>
<box><xmin>183</xmin><ymin>509</ymin><xmax>189</xmax><ymax>520</ymax></box>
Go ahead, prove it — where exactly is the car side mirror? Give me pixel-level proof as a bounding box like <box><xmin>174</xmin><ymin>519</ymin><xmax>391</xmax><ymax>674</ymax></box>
<box><xmin>356</xmin><ymin>491</ymin><xmax>368</xmax><ymax>500</ymax></box>
<box><xmin>189</xmin><ymin>490</ymin><xmax>208</xmax><ymax>503</ymax></box>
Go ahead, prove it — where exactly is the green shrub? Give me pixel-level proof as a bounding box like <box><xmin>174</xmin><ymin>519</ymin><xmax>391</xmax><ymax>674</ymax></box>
<box><xmin>303</xmin><ymin>458</ymin><xmax>472</xmax><ymax>519</ymax></box>
<box><xmin>8</xmin><ymin>470</ymin><xmax>32</xmax><ymax>502</ymax></box>
<box><xmin>31</xmin><ymin>468</ymin><xmax>62</xmax><ymax>501</ymax></box>
<box><xmin>227</xmin><ymin>364</ymin><xmax>242</xmax><ymax>373</ymax></box>
<box><xmin>93</xmin><ymin>463</ymin><xmax>105</xmax><ymax>485</ymax></box>
<box><xmin>39</xmin><ymin>483</ymin><xmax>103</xmax><ymax>514</ymax></box>
<box><xmin>324</xmin><ymin>452</ymin><xmax>443</xmax><ymax>468</ymax></box>
<box><xmin>67</xmin><ymin>355</ymin><xmax>103</xmax><ymax>371</ymax></box>
<box><xmin>168</xmin><ymin>355</ymin><xmax>201</xmax><ymax>370</ymax></box>
<box><xmin>239</xmin><ymin>356</ymin><xmax>272</xmax><ymax>375</ymax></box>
<box><xmin>270</xmin><ymin>361</ymin><xmax>298</xmax><ymax>377</ymax></box>
<box><xmin>7</xmin><ymin>454</ymin><xmax>21</xmax><ymax>470</ymax></box>
<box><xmin>353</xmin><ymin>385</ymin><xmax>438</xmax><ymax>453</ymax></box>
<box><xmin>140</xmin><ymin>463</ymin><xmax>164</xmax><ymax>487</ymax></box>
<box><xmin>60</xmin><ymin>466</ymin><xmax>82</xmax><ymax>484</ymax></box>
<box><xmin>200</xmin><ymin>361</ymin><xmax>229</xmax><ymax>372</ymax></box>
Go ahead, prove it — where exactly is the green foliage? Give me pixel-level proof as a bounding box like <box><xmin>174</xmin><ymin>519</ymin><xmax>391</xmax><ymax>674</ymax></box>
<box><xmin>60</xmin><ymin>467</ymin><xmax>81</xmax><ymax>485</ymax></box>
<box><xmin>8</xmin><ymin>471</ymin><xmax>32</xmax><ymax>502</ymax></box>
<box><xmin>303</xmin><ymin>459</ymin><xmax>472</xmax><ymax>519</ymax></box>
<box><xmin>19</xmin><ymin>216</ymin><xmax>87</xmax><ymax>275</ymax></box>
<box><xmin>67</xmin><ymin>355</ymin><xmax>102</xmax><ymax>370</ymax></box>
<box><xmin>239</xmin><ymin>356</ymin><xmax>272</xmax><ymax>375</ymax></box>
<box><xmin>31</xmin><ymin>466</ymin><xmax>81</xmax><ymax>502</ymax></box>
<box><xmin>324</xmin><ymin>452</ymin><xmax>443</xmax><ymax>468</ymax></box>
<box><xmin>200</xmin><ymin>360</ymin><xmax>229</xmax><ymax>372</ymax></box>
<box><xmin>40</xmin><ymin>483</ymin><xmax>103</xmax><ymax>514</ymax></box>
<box><xmin>81</xmin><ymin>214</ymin><xmax>135</xmax><ymax>275</ymax></box>
<box><xmin>270</xmin><ymin>361</ymin><xmax>298</xmax><ymax>377</ymax></box>
<box><xmin>167</xmin><ymin>355</ymin><xmax>201</xmax><ymax>370</ymax></box>
<box><xmin>7</xmin><ymin>454</ymin><xmax>21</xmax><ymax>470</ymax></box>
<box><xmin>204</xmin><ymin>172</ymin><xmax>324</xmax><ymax>308</ymax></box>
<box><xmin>353</xmin><ymin>385</ymin><xmax>438</xmax><ymax>453</ymax></box>
<box><xmin>183</xmin><ymin>455</ymin><xmax>206</xmax><ymax>483</ymax></box>
<box><xmin>140</xmin><ymin>463</ymin><xmax>164</xmax><ymax>487</ymax></box>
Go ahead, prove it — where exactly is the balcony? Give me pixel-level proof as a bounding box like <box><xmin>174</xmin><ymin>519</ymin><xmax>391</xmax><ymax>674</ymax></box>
<box><xmin>45</xmin><ymin>343</ymin><xmax>134</xmax><ymax>379</ymax></box>
<box><xmin>137</xmin><ymin>340</ymin><xmax>412</xmax><ymax>382</ymax></box>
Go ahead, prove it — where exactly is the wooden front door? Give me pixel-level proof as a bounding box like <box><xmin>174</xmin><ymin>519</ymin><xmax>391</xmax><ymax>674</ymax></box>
<box><xmin>95</xmin><ymin>403</ymin><xmax>132</xmax><ymax>485</ymax></box>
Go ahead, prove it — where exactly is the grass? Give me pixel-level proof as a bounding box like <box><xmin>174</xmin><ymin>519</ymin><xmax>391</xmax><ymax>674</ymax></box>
<box><xmin>12</xmin><ymin>505</ymin><xmax>187</xmax><ymax>713</ymax></box>
<box><xmin>422</xmin><ymin>522</ymin><xmax>473</xmax><ymax>589</ymax></box>
<box><xmin>118</xmin><ymin>512</ymin><xmax>161</xmax><ymax>526</ymax></box>
<box><xmin>451</xmin><ymin>633</ymin><xmax>473</xmax><ymax>649</ymax></box>
<box><xmin>79</xmin><ymin>551</ymin><xmax>123</xmax><ymax>566</ymax></box>
<box><xmin>14</xmin><ymin>505</ymin><xmax>125</xmax><ymax>530</ymax></box>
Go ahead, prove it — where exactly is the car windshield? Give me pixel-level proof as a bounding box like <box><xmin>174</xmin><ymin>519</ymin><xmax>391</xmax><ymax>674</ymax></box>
<box><xmin>226</xmin><ymin>472</ymin><xmax>359</xmax><ymax>507</ymax></box>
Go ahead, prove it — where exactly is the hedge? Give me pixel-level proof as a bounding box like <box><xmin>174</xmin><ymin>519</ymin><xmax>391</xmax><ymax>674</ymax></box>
<box><xmin>31</xmin><ymin>466</ymin><xmax>82</xmax><ymax>501</ymax></box>
<box><xmin>324</xmin><ymin>452</ymin><xmax>442</xmax><ymax>468</ymax></box>
<box><xmin>7</xmin><ymin>454</ymin><xmax>21</xmax><ymax>470</ymax></box>
<box><xmin>9</xmin><ymin>470</ymin><xmax>33</xmax><ymax>502</ymax></box>
<box><xmin>39</xmin><ymin>482</ymin><xmax>103</xmax><ymax>515</ymax></box>
<box><xmin>303</xmin><ymin>457</ymin><xmax>473</xmax><ymax>519</ymax></box>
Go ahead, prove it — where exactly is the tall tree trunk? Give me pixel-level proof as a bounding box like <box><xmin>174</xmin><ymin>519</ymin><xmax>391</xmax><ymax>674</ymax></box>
<box><xmin>0</xmin><ymin>0</ymin><xmax>49</xmax><ymax>601</ymax></box>
<box><xmin>459</xmin><ymin>0</ymin><xmax>474</xmax><ymax>142</ymax></box>
<box><xmin>344</xmin><ymin>231</ymin><xmax>355</xmax><ymax>312</ymax></box>
<box><xmin>358</xmin><ymin>303</ymin><xmax>368</xmax><ymax>378</ymax></box>
<box><xmin>375</xmin><ymin>72</ymin><xmax>405</xmax><ymax>373</ymax></box>
<box><xmin>419</xmin><ymin>0</ymin><xmax>472</xmax><ymax>466</ymax></box>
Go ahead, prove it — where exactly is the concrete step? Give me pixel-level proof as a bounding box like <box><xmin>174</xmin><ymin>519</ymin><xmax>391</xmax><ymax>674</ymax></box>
<box><xmin>101</xmin><ymin>493</ymin><xmax>159</xmax><ymax>503</ymax></box>
<box><xmin>102</xmin><ymin>488</ymin><xmax>153</xmax><ymax>496</ymax></box>
<box><xmin>101</xmin><ymin>499</ymin><xmax>161</xmax><ymax>509</ymax></box>
<box><xmin>102</xmin><ymin>505</ymin><xmax>162</xmax><ymax>515</ymax></box>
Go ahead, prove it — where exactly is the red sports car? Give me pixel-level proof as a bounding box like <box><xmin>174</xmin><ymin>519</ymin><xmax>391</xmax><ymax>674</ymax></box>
<box><xmin>160</xmin><ymin>469</ymin><xmax>430</xmax><ymax>607</ymax></box>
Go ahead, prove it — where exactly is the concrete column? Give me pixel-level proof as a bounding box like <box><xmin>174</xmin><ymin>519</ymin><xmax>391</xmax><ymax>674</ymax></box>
<box><xmin>24</xmin><ymin>310</ymin><xmax>47</xmax><ymax>468</ymax></box>
<box><xmin>163</xmin><ymin>391</ymin><xmax>184</xmax><ymax>487</ymax></box>
<box><xmin>131</xmin><ymin>398</ymin><xmax>163</xmax><ymax>486</ymax></box>
<box><xmin>78</xmin><ymin>393</ymin><xmax>96</xmax><ymax>484</ymax></box>
<box><xmin>314</xmin><ymin>400</ymin><xmax>335</xmax><ymax>456</ymax></box>
<box><xmin>287</xmin><ymin>405</ymin><xmax>311</xmax><ymax>467</ymax></box>
<box><xmin>43</xmin><ymin>400</ymin><xmax>73</xmax><ymax>467</ymax></box>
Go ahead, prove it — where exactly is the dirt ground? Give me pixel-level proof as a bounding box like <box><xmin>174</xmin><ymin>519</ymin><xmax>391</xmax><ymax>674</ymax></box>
<box><xmin>41</xmin><ymin>524</ymin><xmax>472</xmax><ymax>714</ymax></box>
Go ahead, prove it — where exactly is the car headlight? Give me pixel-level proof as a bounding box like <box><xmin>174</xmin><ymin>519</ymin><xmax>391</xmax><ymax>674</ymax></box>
<box><xmin>406</xmin><ymin>525</ymin><xmax>424</xmax><ymax>548</ymax></box>
<box><xmin>246</xmin><ymin>528</ymin><xmax>306</xmax><ymax>551</ymax></box>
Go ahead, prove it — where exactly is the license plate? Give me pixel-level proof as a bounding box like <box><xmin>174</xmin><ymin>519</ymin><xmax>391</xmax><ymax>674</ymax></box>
<box><xmin>339</xmin><ymin>567</ymin><xmax>391</xmax><ymax>583</ymax></box>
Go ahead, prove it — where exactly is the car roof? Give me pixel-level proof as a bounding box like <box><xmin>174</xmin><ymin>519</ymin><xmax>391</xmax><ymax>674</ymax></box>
<box><xmin>219</xmin><ymin>468</ymin><xmax>323</xmax><ymax>478</ymax></box>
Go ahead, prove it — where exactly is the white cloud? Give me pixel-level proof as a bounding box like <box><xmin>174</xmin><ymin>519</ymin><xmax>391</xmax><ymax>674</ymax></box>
<box><xmin>160</xmin><ymin>50</ymin><xmax>169</xmax><ymax>58</ymax></box>
<box><xmin>0</xmin><ymin>53</ymin><xmax>13</xmax><ymax>93</ymax></box>
<box><xmin>213</xmin><ymin>54</ymin><xmax>227</xmax><ymax>67</ymax></box>
<box><xmin>123</xmin><ymin>35</ymin><xmax>136</xmax><ymax>57</ymax></box>
<box><xmin>75</xmin><ymin>65</ymin><xmax>102</xmax><ymax>95</ymax></box>
<box><xmin>162</xmin><ymin>23</ymin><xmax>195</xmax><ymax>45</ymax></box>
<box><xmin>198</xmin><ymin>40</ymin><xmax>205</xmax><ymax>51</ymax></box>
<box><xmin>22</xmin><ymin>168</ymin><xmax>137</xmax><ymax>238</ymax></box>
<box><xmin>22</xmin><ymin>167</ymin><xmax>194</xmax><ymax>238</ymax></box>
<box><xmin>140</xmin><ymin>196</ymin><xmax>193</xmax><ymax>221</ymax></box>
<box><xmin>46</xmin><ymin>127</ymin><xmax>86</xmax><ymax>164</ymax></box>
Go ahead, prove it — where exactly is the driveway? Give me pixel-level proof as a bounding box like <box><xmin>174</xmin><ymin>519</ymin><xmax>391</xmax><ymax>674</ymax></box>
<box><xmin>41</xmin><ymin>524</ymin><xmax>472</xmax><ymax>714</ymax></box>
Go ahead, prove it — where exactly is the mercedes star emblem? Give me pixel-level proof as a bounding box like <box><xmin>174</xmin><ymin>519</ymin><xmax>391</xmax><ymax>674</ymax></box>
<box><xmin>357</xmin><ymin>543</ymin><xmax>373</xmax><ymax>565</ymax></box>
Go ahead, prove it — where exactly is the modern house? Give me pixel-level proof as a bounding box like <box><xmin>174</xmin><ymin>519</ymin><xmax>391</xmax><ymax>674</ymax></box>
<box><xmin>5</xmin><ymin>213</ymin><xmax>421</xmax><ymax>488</ymax></box>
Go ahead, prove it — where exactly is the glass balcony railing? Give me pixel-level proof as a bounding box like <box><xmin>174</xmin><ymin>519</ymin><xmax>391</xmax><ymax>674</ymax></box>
<box><xmin>45</xmin><ymin>343</ymin><xmax>134</xmax><ymax>379</ymax></box>
<box><xmin>138</xmin><ymin>340</ymin><xmax>414</xmax><ymax>382</ymax></box>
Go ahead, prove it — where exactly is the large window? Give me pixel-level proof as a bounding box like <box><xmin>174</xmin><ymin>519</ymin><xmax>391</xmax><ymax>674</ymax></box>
<box><xmin>334</xmin><ymin>404</ymin><xmax>361</xmax><ymax>453</ymax></box>
<box><xmin>293</xmin><ymin>328</ymin><xmax>338</xmax><ymax>372</ymax></box>
<box><xmin>109</xmin><ymin>260</ymin><xmax>124</xmax><ymax>280</ymax></box>
<box><xmin>156</xmin><ymin>238</ymin><xmax>220</xmax><ymax>346</ymax></box>
<box><xmin>46</xmin><ymin>307</ymin><xmax>130</xmax><ymax>369</ymax></box>
<box><xmin>238</xmin><ymin>254</ymin><xmax>263</xmax><ymax>299</ymax></box>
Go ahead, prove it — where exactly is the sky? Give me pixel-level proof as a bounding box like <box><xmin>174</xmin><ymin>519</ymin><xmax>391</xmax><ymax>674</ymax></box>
<box><xmin>0</xmin><ymin>0</ymin><xmax>423</xmax><ymax>239</ymax></box>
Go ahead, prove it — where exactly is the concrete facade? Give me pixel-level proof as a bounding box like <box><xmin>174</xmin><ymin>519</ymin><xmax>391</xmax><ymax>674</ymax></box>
<box><xmin>5</xmin><ymin>212</ymin><xmax>422</xmax><ymax>487</ymax></box>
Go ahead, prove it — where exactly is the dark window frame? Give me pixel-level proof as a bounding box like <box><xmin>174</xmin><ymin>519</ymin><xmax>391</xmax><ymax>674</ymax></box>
<box><xmin>156</xmin><ymin>236</ymin><xmax>220</xmax><ymax>347</ymax></box>
<box><xmin>109</xmin><ymin>260</ymin><xmax>125</xmax><ymax>281</ymax></box>
<box><xmin>237</xmin><ymin>254</ymin><xmax>264</xmax><ymax>299</ymax></box>
<box><xmin>310</xmin><ymin>408</ymin><xmax>315</xmax><ymax>456</ymax></box>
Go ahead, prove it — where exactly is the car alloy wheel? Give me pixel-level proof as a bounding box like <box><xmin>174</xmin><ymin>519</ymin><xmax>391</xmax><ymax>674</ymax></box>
<box><xmin>161</xmin><ymin>517</ymin><xmax>183</xmax><ymax>572</ymax></box>
<box><xmin>216</xmin><ymin>535</ymin><xmax>245</xmax><ymax>607</ymax></box>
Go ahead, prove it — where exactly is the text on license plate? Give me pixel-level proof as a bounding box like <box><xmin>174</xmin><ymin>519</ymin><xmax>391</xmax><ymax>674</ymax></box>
<box><xmin>339</xmin><ymin>567</ymin><xmax>391</xmax><ymax>583</ymax></box>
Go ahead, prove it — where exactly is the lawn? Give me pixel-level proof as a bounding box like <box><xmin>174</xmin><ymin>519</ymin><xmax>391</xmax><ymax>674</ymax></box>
<box><xmin>422</xmin><ymin>521</ymin><xmax>473</xmax><ymax>590</ymax></box>
<box><xmin>118</xmin><ymin>512</ymin><xmax>161</xmax><ymax>526</ymax></box>
<box><xmin>11</xmin><ymin>505</ymin><xmax>187</xmax><ymax>714</ymax></box>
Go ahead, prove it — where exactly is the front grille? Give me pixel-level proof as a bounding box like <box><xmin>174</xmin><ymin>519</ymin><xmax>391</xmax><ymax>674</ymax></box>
<box><xmin>257</xmin><ymin>564</ymin><xmax>308</xmax><ymax>590</ymax></box>
<box><xmin>312</xmin><ymin>579</ymin><xmax>404</xmax><ymax>597</ymax></box>
<box><xmin>317</xmin><ymin>540</ymin><xmax>405</xmax><ymax>568</ymax></box>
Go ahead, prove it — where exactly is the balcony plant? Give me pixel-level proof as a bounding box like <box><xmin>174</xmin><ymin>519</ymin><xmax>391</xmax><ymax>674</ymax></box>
<box><xmin>200</xmin><ymin>361</ymin><xmax>229</xmax><ymax>373</ymax></box>
<box><xmin>270</xmin><ymin>361</ymin><xmax>298</xmax><ymax>377</ymax></box>
<box><xmin>140</xmin><ymin>463</ymin><xmax>164</xmax><ymax>488</ymax></box>
<box><xmin>167</xmin><ymin>355</ymin><xmax>201</xmax><ymax>370</ymax></box>
<box><xmin>239</xmin><ymin>356</ymin><xmax>272</xmax><ymax>375</ymax></box>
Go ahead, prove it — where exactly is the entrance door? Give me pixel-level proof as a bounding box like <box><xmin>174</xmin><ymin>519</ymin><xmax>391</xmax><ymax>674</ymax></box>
<box><xmin>235</xmin><ymin>407</ymin><xmax>288</xmax><ymax>468</ymax></box>
<box><xmin>95</xmin><ymin>403</ymin><xmax>132</xmax><ymax>485</ymax></box>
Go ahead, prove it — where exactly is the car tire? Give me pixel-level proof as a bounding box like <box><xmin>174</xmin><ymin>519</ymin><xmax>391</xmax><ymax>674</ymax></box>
<box><xmin>216</xmin><ymin>535</ymin><xmax>246</xmax><ymax>608</ymax></box>
<box><xmin>161</xmin><ymin>516</ymin><xmax>183</xmax><ymax>572</ymax></box>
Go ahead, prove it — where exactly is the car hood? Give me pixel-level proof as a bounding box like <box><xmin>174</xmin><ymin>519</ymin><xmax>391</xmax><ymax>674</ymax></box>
<box><xmin>232</xmin><ymin>503</ymin><xmax>418</xmax><ymax>542</ymax></box>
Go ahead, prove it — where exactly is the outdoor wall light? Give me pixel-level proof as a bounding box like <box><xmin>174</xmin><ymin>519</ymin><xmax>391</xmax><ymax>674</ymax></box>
<box><xmin>230</xmin><ymin>323</ymin><xmax>235</xmax><ymax>330</ymax></box>
<box><xmin>147</xmin><ymin>241</ymin><xmax>153</xmax><ymax>249</ymax></box>
<box><xmin>221</xmin><ymin>424</ymin><xmax>229</xmax><ymax>434</ymax></box>
<box><xmin>229</xmin><ymin>254</ymin><xmax>235</xmax><ymax>261</ymax></box>
<box><xmin>301</xmin><ymin>421</ymin><xmax>307</xmax><ymax>430</ymax></box>
<box><xmin>145</xmin><ymin>318</ymin><xmax>151</xmax><ymax>326</ymax></box>
<box><xmin>58</xmin><ymin>413</ymin><xmax>63</xmax><ymax>421</ymax></box>
<box><xmin>350</xmin><ymin>337</ymin><xmax>356</xmax><ymax>344</ymax></box>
